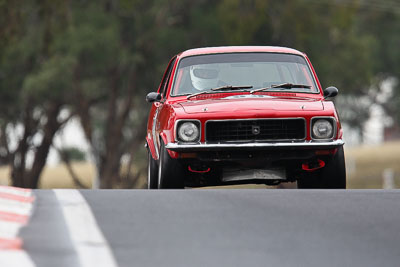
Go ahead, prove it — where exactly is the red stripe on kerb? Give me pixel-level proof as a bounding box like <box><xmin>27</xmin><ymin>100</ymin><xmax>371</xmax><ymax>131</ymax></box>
<box><xmin>0</xmin><ymin>237</ymin><xmax>23</xmax><ymax>250</ymax></box>
<box><xmin>0</xmin><ymin>192</ymin><xmax>34</xmax><ymax>203</ymax></box>
<box><xmin>0</xmin><ymin>185</ymin><xmax>32</xmax><ymax>193</ymax></box>
<box><xmin>0</xmin><ymin>211</ymin><xmax>29</xmax><ymax>224</ymax></box>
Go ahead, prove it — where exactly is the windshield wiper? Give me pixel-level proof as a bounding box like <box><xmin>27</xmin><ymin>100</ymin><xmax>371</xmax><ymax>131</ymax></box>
<box><xmin>250</xmin><ymin>83</ymin><xmax>311</xmax><ymax>94</ymax></box>
<box><xmin>187</xmin><ymin>85</ymin><xmax>253</xmax><ymax>100</ymax></box>
<box><xmin>210</xmin><ymin>85</ymin><xmax>253</xmax><ymax>91</ymax></box>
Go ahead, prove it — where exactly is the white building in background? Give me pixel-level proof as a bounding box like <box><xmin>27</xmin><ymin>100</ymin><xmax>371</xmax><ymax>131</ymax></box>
<box><xmin>342</xmin><ymin>105</ymin><xmax>389</xmax><ymax>147</ymax></box>
<box><xmin>341</xmin><ymin>124</ymin><xmax>362</xmax><ymax>147</ymax></box>
<box><xmin>362</xmin><ymin>78</ymin><xmax>396</xmax><ymax>145</ymax></box>
<box><xmin>362</xmin><ymin>104</ymin><xmax>387</xmax><ymax>145</ymax></box>
<box><xmin>343</xmin><ymin>78</ymin><xmax>396</xmax><ymax>147</ymax></box>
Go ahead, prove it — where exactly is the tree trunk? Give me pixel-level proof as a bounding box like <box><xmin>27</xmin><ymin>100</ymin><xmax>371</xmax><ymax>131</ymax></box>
<box><xmin>57</xmin><ymin>147</ymin><xmax>88</xmax><ymax>189</ymax></box>
<box><xmin>11</xmin><ymin>104</ymin><xmax>36</xmax><ymax>188</ymax></box>
<box><xmin>26</xmin><ymin>103</ymin><xmax>62</xmax><ymax>188</ymax></box>
<box><xmin>98</xmin><ymin>70</ymin><xmax>137</xmax><ymax>188</ymax></box>
<box><xmin>11</xmin><ymin>103</ymin><xmax>63</xmax><ymax>189</ymax></box>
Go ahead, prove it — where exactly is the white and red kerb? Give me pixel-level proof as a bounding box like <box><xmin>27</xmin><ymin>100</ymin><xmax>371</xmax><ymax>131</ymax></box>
<box><xmin>0</xmin><ymin>186</ymin><xmax>35</xmax><ymax>250</ymax></box>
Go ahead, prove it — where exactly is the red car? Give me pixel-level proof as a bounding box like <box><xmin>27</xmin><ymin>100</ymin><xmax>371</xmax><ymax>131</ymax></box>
<box><xmin>146</xmin><ymin>46</ymin><xmax>346</xmax><ymax>189</ymax></box>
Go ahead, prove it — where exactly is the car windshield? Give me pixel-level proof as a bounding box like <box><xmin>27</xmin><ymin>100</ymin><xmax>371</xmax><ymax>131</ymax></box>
<box><xmin>171</xmin><ymin>53</ymin><xmax>319</xmax><ymax>96</ymax></box>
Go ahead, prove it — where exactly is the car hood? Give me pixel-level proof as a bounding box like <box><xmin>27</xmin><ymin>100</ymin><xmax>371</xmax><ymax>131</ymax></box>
<box><xmin>178</xmin><ymin>95</ymin><xmax>324</xmax><ymax>114</ymax></box>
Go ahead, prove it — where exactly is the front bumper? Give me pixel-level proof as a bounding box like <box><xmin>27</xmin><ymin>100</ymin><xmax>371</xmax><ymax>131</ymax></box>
<box><xmin>165</xmin><ymin>139</ymin><xmax>344</xmax><ymax>152</ymax></box>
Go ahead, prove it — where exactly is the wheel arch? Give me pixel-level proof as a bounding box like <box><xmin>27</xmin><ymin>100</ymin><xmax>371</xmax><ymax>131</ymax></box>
<box><xmin>146</xmin><ymin>136</ymin><xmax>158</xmax><ymax>161</ymax></box>
<box><xmin>159</xmin><ymin>132</ymin><xmax>179</xmax><ymax>159</ymax></box>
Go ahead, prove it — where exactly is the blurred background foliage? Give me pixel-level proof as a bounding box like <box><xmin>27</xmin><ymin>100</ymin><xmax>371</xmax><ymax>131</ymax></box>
<box><xmin>0</xmin><ymin>0</ymin><xmax>399</xmax><ymax>188</ymax></box>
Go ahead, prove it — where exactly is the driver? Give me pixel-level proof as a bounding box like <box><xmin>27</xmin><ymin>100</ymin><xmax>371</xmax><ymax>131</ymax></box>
<box><xmin>190</xmin><ymin>64</ymin><xmax>220</xmax><ymax>91</ymax></box>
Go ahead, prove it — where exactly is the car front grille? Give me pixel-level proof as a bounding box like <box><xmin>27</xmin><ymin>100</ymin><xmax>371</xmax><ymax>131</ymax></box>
<box><xmin>205</xmin><ymin>119</ymin><xmax>306</xmax><ymax>142</ymax></box>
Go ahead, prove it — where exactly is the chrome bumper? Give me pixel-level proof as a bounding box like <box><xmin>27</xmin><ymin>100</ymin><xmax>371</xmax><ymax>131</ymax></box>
<box><xmin>165</xmin><ymin>140</ymin><xmax>344</xmax><ymax>152</ymax></box>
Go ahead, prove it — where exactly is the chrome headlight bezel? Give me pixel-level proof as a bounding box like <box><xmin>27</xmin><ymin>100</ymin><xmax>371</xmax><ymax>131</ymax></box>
<box><xmin>176</xmin><ymin>120</ymin><xmax>201</xmax><ymax>143</ymax></box>
<box><xmin>311</xmin><ymin>117</ymin><xmax>336</xmax><ymax>140</ymax></box>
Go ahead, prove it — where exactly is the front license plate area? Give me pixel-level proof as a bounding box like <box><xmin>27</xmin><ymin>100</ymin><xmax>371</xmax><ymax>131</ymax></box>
<box><xmin>222</xmin><ymin>169</ymin><xmax>286</xmax><ymax>182</ymax></box>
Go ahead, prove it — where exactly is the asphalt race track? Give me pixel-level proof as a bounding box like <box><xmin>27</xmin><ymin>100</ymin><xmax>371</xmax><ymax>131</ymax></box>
<box><xmin>14</xmin><ymin>189</ymin><xmax>400</xmax><ymax>267</ymax></box>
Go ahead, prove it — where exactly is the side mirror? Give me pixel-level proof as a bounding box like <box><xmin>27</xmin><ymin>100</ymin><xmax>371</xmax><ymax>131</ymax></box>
<box><xmin>323</xmin><ymin>86</ymin><xmax>338</xmax><ymax>99</ymax></box>
<box><xmin>146</xmin><ymin>92</ymin><xmax>162</xmax><ymax>103</ymax></box>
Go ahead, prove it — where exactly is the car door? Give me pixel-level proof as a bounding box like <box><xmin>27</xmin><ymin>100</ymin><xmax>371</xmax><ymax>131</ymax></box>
<box><xmin>151</xmin><ymin>57</ymin><xmax>177</xmax><ymax>159</ymax></box>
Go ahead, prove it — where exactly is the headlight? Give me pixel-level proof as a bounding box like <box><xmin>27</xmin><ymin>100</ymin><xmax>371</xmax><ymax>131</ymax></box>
<box><xmin>312</xmin><ymin>119</ymin><xmax>334</xmax><ymax>139</ymax></box>
<box><xmin>177</xmin><ymin>121</ymin><xmax>200</xmax><ymax>142</ymax></box>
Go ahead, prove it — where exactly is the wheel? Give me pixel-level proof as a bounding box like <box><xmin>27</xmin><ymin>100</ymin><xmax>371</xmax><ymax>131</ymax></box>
<box><xmin>158</xmin><ymin>142</ymin><xmax>184</xmax><ymax>189</ymax></box>
<box><xmin>147</xmin><ymin>150</ymin><xmax>158</xmax><ymax>189</ymax></box>
<box><xmin>297</xmin><ymin>146</ymin><xmax>346</xmax><ymax>189</ymax></box>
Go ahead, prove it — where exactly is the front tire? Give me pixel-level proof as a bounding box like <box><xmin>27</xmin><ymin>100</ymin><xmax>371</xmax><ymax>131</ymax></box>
<box><xmin>147</xmin><ymin>150</ymin><xmax>158</xmax><ymax>189</ymax></box>
<box><xmin>297</xmin><ymin>146</ymin><xmax>346</xmax><ymax>189</ymax></box>
<box><xmin>158</xmin><ymin>142</ymin><xmax>184</xmax><ymax>189</ymax></box>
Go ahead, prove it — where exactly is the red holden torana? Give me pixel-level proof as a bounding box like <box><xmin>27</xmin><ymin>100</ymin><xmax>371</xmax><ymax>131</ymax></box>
<box><xmin>145</xmin><ymin>46</ymin><xmax>346</xmax><ymax>189</ymax></box>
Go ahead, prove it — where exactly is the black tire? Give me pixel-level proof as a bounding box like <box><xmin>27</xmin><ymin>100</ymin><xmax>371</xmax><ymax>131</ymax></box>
<box><xmin>297</xmin><ymin>146</ymin><xmax>346</xmax><ymax>189</ymax></box>
<box><xmin>158</xmin><ymin>142</ymin><xmax>184</xmax><ymax>189</ymax></box>
<box><xmin>147</xmin><ymin>150</ymin><xmax>158</xmax><ymax>189</ymax></box>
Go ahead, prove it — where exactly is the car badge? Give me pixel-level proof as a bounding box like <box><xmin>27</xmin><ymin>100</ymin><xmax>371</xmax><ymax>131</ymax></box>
<box><xmin>252</xmin><ymin>125</ymin><xmax>261</xmax><ymax>135</ymax></box>
<box><xmin>203</xmin><ymin>107</ymin><xmax>208</xmax><ymax>112</ymax></box>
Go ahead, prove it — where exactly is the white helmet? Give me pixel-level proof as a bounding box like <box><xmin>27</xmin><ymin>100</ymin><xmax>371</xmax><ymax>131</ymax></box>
<box><xmin>190</xmin><ymin>64</ymin><xmax>219</xmax><ymax>91</ymax></box>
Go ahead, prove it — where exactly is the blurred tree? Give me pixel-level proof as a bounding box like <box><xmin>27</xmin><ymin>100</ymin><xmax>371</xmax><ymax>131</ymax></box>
<box><xmin>56</xmin><ymin>146</ymin><xmax>88</xmax><ymax>189</ymax></box>
<box><xmin>42</xmin><ymin>1</ymin><xmax>145</xmax><ymax>188</ymax></box>
<box><xmin>0</xmin><ymin>0</ymin><xmax>74</xmax><ymax>188</ymax></box>
<box><xmin>58</xmin><ymin>147</ymin><xmax>86</xmax><ymax>162</ymax></box>
<box><xmin>357</xmin><ymin>1</ymin><xmax>400</xmax><ymax>123</ymax></box>
<box><xmin>59</xmin><ymin>0</ymin><xmax>223</xmax><ymax>188</ymax></box>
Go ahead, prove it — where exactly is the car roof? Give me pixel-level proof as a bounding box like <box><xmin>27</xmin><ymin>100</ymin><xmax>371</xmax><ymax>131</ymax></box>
<box><xmin>178</xmin><ymin>46</ymin><xmax>305</xmax><ymax>58</ymax></box>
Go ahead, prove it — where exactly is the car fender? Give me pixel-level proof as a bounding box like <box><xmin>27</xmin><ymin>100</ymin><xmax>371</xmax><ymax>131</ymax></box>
<box><xmin>160</xmin><ymin>131</ymin><xmax>179</xmax><ymax>159</ymax></box>
<box><xmin>146</xmin><ymin>136</ymin><xmax>158</xmax><ymax>161</ymax></box>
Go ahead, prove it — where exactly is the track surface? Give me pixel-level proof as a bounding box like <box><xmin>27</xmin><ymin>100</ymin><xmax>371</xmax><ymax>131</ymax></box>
<box><xmin>20</xmin><ymin>190</ymin><xmax>400</xmax><ymax>267</ymax></box>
